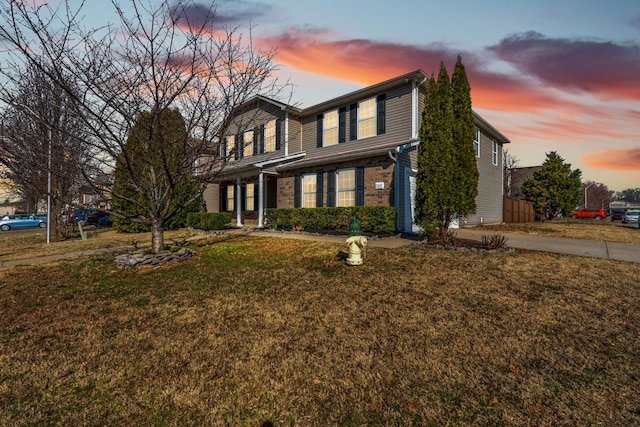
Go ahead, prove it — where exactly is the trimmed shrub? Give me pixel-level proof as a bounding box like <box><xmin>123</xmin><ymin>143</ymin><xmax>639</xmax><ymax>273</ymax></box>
<box><xmin>264</xmin><ymin>206</ymin><xmax>396</xmax><ymax>234</ymax></box>
<box><xmin>186</xmin><ymin>212</ymin><xmax>232</xmax><ymax>230</ymax></box>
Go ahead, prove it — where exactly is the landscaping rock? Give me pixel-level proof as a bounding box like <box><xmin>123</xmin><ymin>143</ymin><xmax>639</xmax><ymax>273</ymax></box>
<box><xmin>116</xmin><ymin>248</ymin><xmax>195</xmax><ymax>268</ymax></box>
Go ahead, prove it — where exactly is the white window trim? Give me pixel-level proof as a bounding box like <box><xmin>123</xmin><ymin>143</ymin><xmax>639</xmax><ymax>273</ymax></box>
<box><xmin>264</xmin><ymin>120</ymin><xmax>276</xmax><ymax>152</ymax></box>
<box><xmin>492</xmin><ymin>140</ymin><xmax>498</xmax><ymax>166</ymax></box>
<box><xmin>226</xmin><ymin>135</ymin><xmax>236</xmax><ymax>161</ymax></box>
<box><xmin>474</xmin><ymin>127</ymin><xmax>480</xmax><ymax>158</ymax></box>
<box><xmin>246</xmin><ymin>183</ymin><xmax>255</xmax><ymax>211</ymax></box>
<box><xmin>357</xmin><ymin>97</ymin><xmax>376</xmax><ymax>140</ymax></box>
<box><xmin>302</xmin><ymin>173</ymin><xmax>317</xmax><ymax>208</ymax></box>
<box><xmin>243</xmin><ymin>130</ymin><xmax>254</xmax><ymax>158</ymax></box>
<box><xmin>336</xmin><ymin>168</ymin><xmax>356</xmax><ymax>207</ymax></box>
<box><xmin>323</xmin><ymin>109</ymin><xmax>339</xmax><ymax>147</ymax></box>
<box><xmin>226</xmin><ymin>185</ymin><xmax>234</xmax><ymax>212</ymax></box>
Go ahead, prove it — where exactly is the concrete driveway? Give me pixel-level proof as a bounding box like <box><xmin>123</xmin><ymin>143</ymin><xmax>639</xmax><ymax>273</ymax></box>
<box><xmin>456</xmin><ymin>228</ymin><xmax>640</xmax><ymax>263</ymax></box>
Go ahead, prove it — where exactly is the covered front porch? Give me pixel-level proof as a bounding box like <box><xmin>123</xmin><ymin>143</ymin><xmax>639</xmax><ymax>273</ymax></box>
<box><xmin>206</xmin><ymin>153</ymin><xmax>304</xmax><ymax>228</ymax></box>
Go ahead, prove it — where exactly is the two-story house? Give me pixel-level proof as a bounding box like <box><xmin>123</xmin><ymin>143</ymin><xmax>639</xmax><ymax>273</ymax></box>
<box><xmin>204</xmin><ymin>69</ymin><xmax>510</xmax><ymax>233</ymax></box>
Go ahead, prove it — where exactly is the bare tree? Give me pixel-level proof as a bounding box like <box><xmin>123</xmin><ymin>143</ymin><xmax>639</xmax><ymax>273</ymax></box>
<box><xmin>581</xmin><ymin>181</ymin><xmax>613</xmax><ymax>210</ymax></box>
<box><xmin>503</xmin><ymin>149</ymin><xmax>519</xmax><ymax>197</ymax></box>
<box><xmin>0</xmin><ymin>0</ymin><xmax>283</xmax><ymax>252</ymax></box>
<box><xmin>0</xmin><ymin>63</ymin><xmax>92</xmax><ymax>239</ymax></box>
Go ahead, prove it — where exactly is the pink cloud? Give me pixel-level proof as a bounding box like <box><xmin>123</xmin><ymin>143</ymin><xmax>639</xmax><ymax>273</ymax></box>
<box><xmin>582</xmin><ymin>148</ymin><xmax>640</xmax><ymax>171</ymax></box>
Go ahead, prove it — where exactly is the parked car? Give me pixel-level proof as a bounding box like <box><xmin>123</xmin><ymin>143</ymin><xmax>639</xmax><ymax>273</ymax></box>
<box><xmin>569</xmin><ymin>208</ymin><xmax>607</xmax><ymax>220</ymax></box>
<box><xmin>68</xmin><ymin>209</ymin><xmax>91</xmax><ymax>224</ymax></box>
<box><xmin>85</xmin><ymin>211</ymin><xmax>109</xmax><ymax>224</ymax></box>
<box><xmin>622</xmin><ymin>210</ymin><xmax>640</xmax><ymax>224</ymax></box>
<box><xmin>0</xmin><ymin>215</ymin><xmax>46</xmax><ymax>231</ymax></box>
<box><xmin>609</xmin><ymin>210</ymin><xmax>626</xmax><ymax>222</ymax></box>
<box><xmin>1</xmin><ymin>213</ymin><xmax>34</xmax><ymax>221</ymax></box>
<box><xmin>97</xmin><ymin>214</ymin><xmax>113</xmax><ymax>227</ymax></box>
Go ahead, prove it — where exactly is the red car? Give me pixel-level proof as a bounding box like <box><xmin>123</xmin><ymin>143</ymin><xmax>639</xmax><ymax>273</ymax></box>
<box><xmin>569</xmin><ymin>208</ymin><xmax>607</xmax><ymax>220</ymax></box>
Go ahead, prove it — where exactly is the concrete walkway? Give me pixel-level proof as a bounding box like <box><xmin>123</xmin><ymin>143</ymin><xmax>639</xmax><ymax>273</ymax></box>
<box><xmin>1</xmin><ymin>227</ymin><xmax>639</xmax><ymax>267</ymax></box>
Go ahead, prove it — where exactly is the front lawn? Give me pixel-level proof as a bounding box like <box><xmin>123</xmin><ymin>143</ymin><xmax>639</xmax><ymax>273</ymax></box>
<box><xmin>1</xmin><ymin>235</ymin><xmax>639</xmax><ymax>425</ymax></box>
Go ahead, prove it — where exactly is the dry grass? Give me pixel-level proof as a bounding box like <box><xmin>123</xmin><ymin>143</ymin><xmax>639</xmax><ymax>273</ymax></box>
<box><xmin>1</xmin><ymin>235</ymin><xmax>639</xmax><ymax>426</ymax></box>
<box><xmin>0</xmin><ymin>228</ymin><xmax>198</xmax><ymax>261</ymax></box>
<box><xmin>476</xmin><ymin>219</ymin><xmax>640</xmax><ymax>244</ymax></box>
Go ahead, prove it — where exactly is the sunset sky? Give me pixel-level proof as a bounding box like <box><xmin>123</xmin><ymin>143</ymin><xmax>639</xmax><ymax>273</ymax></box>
<box><xmin>35</xmin><ymin>1</ymin><xmax>640</xmax><ymax>192</ymax></box>
<box><xmin>208</xmin><ymin>0</ymin><xmax>639</xmax><ymax>192</ymax></box>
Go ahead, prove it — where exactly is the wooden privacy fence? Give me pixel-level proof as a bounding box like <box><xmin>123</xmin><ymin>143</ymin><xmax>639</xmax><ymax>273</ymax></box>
<box><xmin>503</xmin><ymin>195</ymin><xmax>535</xmax><ymax>223</ymax></box>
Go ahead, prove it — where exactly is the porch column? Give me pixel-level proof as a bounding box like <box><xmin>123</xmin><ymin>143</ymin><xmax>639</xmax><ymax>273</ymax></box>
<box><xmin>257</xmin><ymin>171</ymin><xmax>265</xmax><ymax>228</ymax></box>
<box><xmin>235</xmin><ymin>177</ymin><xmax>242</xmax><ymax>227</ymax></box>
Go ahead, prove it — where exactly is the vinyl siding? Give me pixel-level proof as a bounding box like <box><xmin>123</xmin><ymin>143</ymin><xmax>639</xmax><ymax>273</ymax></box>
<box><xmin>225</xmin><ymin>100</ymin><xmax>302</xmax><ymax>161</ymax></box>
<box><xmin>466</xmin><ymin>131</ymin><xmax>504</xmax><ymax>224</ymax></box>
<box><xmin>300</xmin><ymin>84</ymin><xmax>414</xmax><ymax>158</ymax></box>
<box><xmin>203</xmin><ymin>183</ymin><xmax>220</xmax><ymax>213</ymax></box>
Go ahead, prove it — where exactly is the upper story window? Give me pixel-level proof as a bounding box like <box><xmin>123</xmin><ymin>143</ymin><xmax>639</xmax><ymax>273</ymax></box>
<box><xmin>474</xmin><ymin>127</ymin><xmax>480</xmax><ymax>158</ymax></box>
<box><xmin>492</xmin><ymin>140</ymin><xmax>498</xmax><ymax>166</ymax></box>
<box><xmin>264</xmin><ymin>120</ymin><xmax>276</xmax><ymax>152</ymax></box>
<box><xmin>317</xmin><ymin>95</ymin><xmax>385</xmax><ymax>148</ymax></box>
<box><xmin>323</xmin><ymin>109</ymin><xmax>339</xmax><ymax>147</ymax></box>
<box><xmin>337</xmin><ymin>168</ymin><xmax>356</xmax><ymax>207</ymax></box>
<box><xmin>243</xmin><ymin>129</ymin><xmax>254</xmax><ymax>157</ymax></box>
<box><xmin>226</xmin><ymin>135</ymin><xmax>235</xmax><ymax>161</ymax></box>
<box><xmin>358</xmin><ymin>97</ymin><xmax>376</xmax><ymax>139</ymax></box>
<box><xmin>302</xmin><ymin>173</ymin><xmax>317</xmax><ymax>207</ymax></box>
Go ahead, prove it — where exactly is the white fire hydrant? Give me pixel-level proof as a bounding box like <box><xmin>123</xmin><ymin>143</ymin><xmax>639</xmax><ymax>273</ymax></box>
<box><xmin>345</xmin><ymin>217</ymin><xmax>367</xmax><ymax>266</ymax></box>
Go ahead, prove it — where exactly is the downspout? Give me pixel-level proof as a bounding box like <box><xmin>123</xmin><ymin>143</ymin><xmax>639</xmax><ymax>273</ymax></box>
<box><xmin>284</xmin><ymin>111</ymin><xmax>290</xmax><ymax>157</ymax></box>
<box><xmin>389</xmin><ymin>148</ymin><xmax>400</xmax><ymax>232</ymax></box>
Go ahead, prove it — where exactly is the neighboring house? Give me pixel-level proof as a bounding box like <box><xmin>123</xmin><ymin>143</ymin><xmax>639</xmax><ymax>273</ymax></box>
<box><xmin>205</xmin><ymin>70</ymin><xmax>510</xmax><ymax>233</ymax></box>
<box><xmin>0</xmin><ymin>178</ymin><xmax>21</xmax><ymax>215</ymax></box>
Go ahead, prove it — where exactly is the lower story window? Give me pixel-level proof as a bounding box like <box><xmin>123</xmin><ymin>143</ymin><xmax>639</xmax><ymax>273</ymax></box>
<box><xmin>302</xmin><ymin>174</ymin><xmax>317</xmax><ymax>208</ymax></box>
<box><xmin>246</xmin><ymin>183</ymin><xmax>255</xmax><ymax>211</ymax></box>
<box><xmin>226</xmin><ymin>185</ymin><xmax>234</xmax><ymax>212</ymax></box>
<box><xmin>337</xmin><ymin>168</ymin><xmax>356</xmax><ymax>207</ymax></box>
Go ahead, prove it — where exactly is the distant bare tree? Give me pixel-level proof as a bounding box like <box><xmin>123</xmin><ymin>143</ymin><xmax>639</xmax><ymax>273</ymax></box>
<box><xmin>0</xmin><ymin>0</ymin><xmax>284</xmax><ymax>252</ymax></box>
<box><xmin>0</xmin><ymin>64</ymin><xmax>91</xmax><ymax>239</ymax></box>
<box><xmin>581</xmin><ymin>181</ymin><xmax>613</xmax><ymax>210</ymax></box>
<box><xmin>503</xmin><ymin>149</ymin><xmax>519</xmax><ymax>197</ymax></box>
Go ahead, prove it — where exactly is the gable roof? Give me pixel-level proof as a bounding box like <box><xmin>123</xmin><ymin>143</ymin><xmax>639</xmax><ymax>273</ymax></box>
<box><xmin>302</xmin><ymin>70</ymin><xmax>430</xmax><ymax>116</ymax></box>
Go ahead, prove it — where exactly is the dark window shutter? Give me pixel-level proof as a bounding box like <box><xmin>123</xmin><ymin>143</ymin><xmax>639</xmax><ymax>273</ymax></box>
<box><xmin>294</xmin><ymin>175</ymin><xmax>301</xmax><ymax>208</ymax></box>
<box><xmin>316</xmin><ymin>172</ymin><xmax>324</xmax><ymax>207</ymax></box>
<box><xmin>275</xmin><ymin>119</ymin><xmax>282</xmax><ymax>151</ymax></box>
<box><xmin>235</xmin><ymin>133</ymin><xmax>242</xmax><ymax>160</ymax></box>
<box><xmin>327</xmin><ymin>171</ymin><xmax>335</xmax><ymax>207</ymax></box>
<box><xmin>253</xmin><ymin>126</ymin><xmax>259</xmax><ymax>155</ymax></box>
<box><xmin>339</xmin><ymin>107</ymin><xmax>346</xmax><ymax>143</ymax></box>
<box><xmin>256</xmin><ymin>125</ymin><xmax>263</xmax><ymax>154</ymax></box>
<box><xmin>221</xmin><ymin>185</ymin><xmax>227</xmax><ymax>211</ymax></box>
<box><xmin>316</xmin><ymin>114</ymin><xmax>323</xmax><ymax>148</ymax></box>
<box><xmin>355</xmin><ymin>167</ymin><xmax>365</xmax><ymax>206</ymax></box>
<box><xmin>350</xmin><ymin>103</ymin><xmax>357</xmax><ymax>140</ymax></box>
<box><xmin>253</xmin><ymin>181</ymin><xmax>258</xmax><ymax>205</ymax></box>
<box><xmin>377</xmin><ymin>94</ymin><xmax>386</xmax><ymax>135</ymax></box>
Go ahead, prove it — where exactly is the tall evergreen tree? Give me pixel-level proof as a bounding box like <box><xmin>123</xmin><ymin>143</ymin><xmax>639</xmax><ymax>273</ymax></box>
<box><xmin>415</xmin><ymin>63</ymin><xmax>456</xmax><ymax>239</ymax></box>
<box><xmin>451</xmin><ymin>55</ymin><xmax>479</xmax><ymax>217</ymax></box>
<box><xmin>112</xmin><ymin>108</ymin><xmax>201</xmax><ymax>238</ymax></box>
<box><xmin>522</xmin><ymin>151</ymin><xmax>582</xmax><ymax>220</ymax></box>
